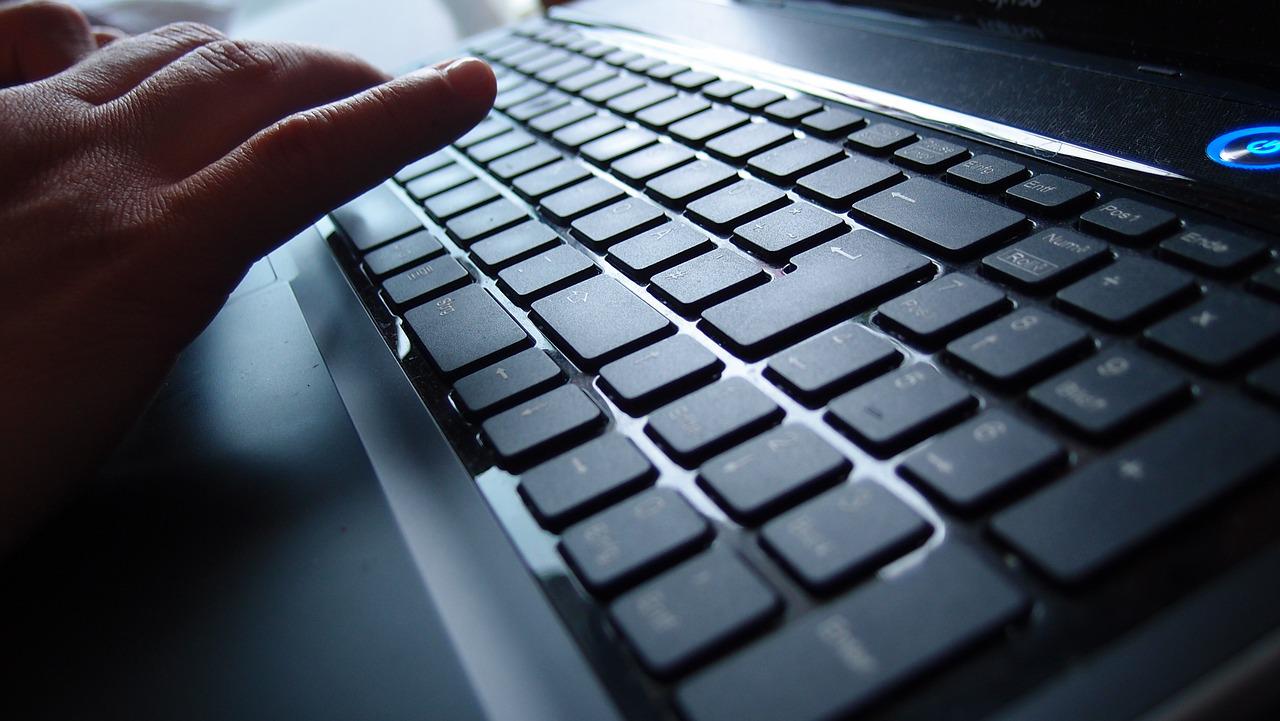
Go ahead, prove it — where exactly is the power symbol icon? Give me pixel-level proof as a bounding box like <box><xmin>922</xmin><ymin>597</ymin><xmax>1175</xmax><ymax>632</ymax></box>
<box><xmin>1245</xmin><ymin>139</ymin><xmax>1280</xmax><ymax>156</ymax></box>
<box><xmin>1207</xmin><ymin>126</ymin><xmax>1280</xmax><ymax>170</ymax></box>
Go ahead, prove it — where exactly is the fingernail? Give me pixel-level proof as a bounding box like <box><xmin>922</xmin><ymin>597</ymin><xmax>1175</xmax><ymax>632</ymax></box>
<box><xmin>440</xmin><ymin>57</ymin><xmax>496</xmax><ymax>103</ymax></box>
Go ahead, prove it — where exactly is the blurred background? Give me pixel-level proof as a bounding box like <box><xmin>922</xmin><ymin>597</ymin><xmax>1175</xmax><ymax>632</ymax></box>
<box><xmin>72</xmin><ymin>0</ymin><xmax>541</xmax><ymax>71</ymax></box>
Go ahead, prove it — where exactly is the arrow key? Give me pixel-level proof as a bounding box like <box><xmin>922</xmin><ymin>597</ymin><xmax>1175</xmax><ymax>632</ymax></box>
<box><xmin>454</xmin><ymin>348</ymin><xmax>566</xmax><ymax>417</ymax></box>
<box><xmin>482</xmin><ymin>384</ymin><xmax>606</xmax><ymax>467</ymax></box>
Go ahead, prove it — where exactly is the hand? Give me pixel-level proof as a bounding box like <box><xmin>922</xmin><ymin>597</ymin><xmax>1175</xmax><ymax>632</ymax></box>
<box><xmin>0</xmin><ymin>1</ymin><xmax>496</xmax><ymax>555</ymax></box>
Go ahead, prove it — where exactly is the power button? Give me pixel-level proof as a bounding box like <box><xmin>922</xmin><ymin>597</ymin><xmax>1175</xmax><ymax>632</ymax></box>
<box><xmin>1207</xmin><ymin>126</ymin><xmax>1280</xmax><ymax>170</ymax></box>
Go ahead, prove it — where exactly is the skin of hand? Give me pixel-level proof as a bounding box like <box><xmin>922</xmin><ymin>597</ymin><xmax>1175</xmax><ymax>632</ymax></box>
<box><xmin>0</xmin><ymin>1</ymin><xmax>496</xmax><ymax>556</ymax></box>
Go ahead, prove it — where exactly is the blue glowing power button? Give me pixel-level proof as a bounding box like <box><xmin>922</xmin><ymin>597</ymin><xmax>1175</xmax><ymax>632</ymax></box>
<box><xmin>1207</xmin><ymin>126</ymin><xmax>1280</xmax><ymax>170</ymax></box>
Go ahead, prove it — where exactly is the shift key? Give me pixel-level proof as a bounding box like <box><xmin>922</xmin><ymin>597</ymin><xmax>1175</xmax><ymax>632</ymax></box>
<box><xmin>404</xmin><ymin>284</ymin><xmax>531</xmax><ymax>378</ymax></box>
<box><xmin>853</xmin><ymin>177</ymin><xmax>1025</xmax><ymax>256</ymax></box>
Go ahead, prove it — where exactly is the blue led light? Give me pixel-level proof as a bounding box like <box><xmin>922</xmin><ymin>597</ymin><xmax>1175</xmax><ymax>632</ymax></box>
<box><xmin>1206</xmin><ymin>126</ymin><xmax>1280</xmax><ymax>170</ymax></box>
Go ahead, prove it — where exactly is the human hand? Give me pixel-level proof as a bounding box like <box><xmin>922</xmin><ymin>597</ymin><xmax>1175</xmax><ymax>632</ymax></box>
<box><xmin>0</xmin><ymin>1</ymin><xmax>496</xmax><ymax>555</ymax></box>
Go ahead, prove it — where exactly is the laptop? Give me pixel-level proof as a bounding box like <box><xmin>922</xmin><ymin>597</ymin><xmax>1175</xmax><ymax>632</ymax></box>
<box><xmin>5</xmin><ymin>1</ymin><xmax>1279</xmax><ymax>720</ymax></box>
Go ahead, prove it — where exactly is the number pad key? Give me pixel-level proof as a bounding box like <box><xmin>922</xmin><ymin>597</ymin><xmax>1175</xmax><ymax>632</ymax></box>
<box><xmin>827</xmin><ymin>364</ymin><xmax>976</xmax><ymax>456</ymax></box>
<box><xmin>947</xmin><ymin>309</ymin><xmax>1093</xmax><ymax>386</ymax></box>
<box><xmin>1029</xmin><ymin>348</ymin><xmax>1189</xmax><ymax>439</ymax></box>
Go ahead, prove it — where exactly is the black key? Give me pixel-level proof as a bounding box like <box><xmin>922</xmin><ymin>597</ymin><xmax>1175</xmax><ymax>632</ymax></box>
<box><xmin>608</xmin><ymin>84</ymin><xmax>676</xmax><ymax>116</ymax></box>
<box><xmin>901</xmin><ymin>409</ymin><xmax>1064</xmax><ymax>511</ymax></box>
<box><xmin>482</xmin><ymin>385</ymin><xmax>604</xmax><ymax>465</ymax></box>
<box><xmin>701</xmin><ymin>232</ymin><xmax>934</xmax><ymax>359</ymax></box>
<box><xmin>1144</xmin><ymin>291</ymin><xmax>1280</xmax><ymax>372</ymax></box>
<box><xmin>580</xmin><ymin>74</ymin><xmax>646</xmax><ymax>103</ymax></box>
<box><xmin>611</xmin><ymin>143</ymin><xmax>697</xmax><ymax>184</ymax></box>
<box><xmin>520</xmin><ymin>434</ymin><xmax>655</xmax><ymax>530</ymax></box>
<box><xmin>1160</xmin><ymin>224</ymin><xmax>1268</xmax><ymax>276</ymax></box>
<box><xmin>561</xmin><ymin>487</ymin><xmax>711</xmax><ymax>594</ymax></box>
<box><xmin>424</xmin><ymin>179</ymin><xmax>500</xmax><ymax>220</ymax></box>
<box><xmin>507</xmin><ymin>91</ymin><xmax>570</xmax><ymax>122</ymax></box>
<box><xmin>553</xmin><ymin>115</ymin><xmax>626</xmax><ymax>148</ymax></box>
<box><xmin>763</xmin><ymin>483</ymin><xmax>928</xmax><ymax>592</ymax></box>
<box><xmin>686</xmin><ymin>179</ymin><xmax>788</xmax><ymax>233</ymax></box>
<box><xmin>445</xmin><ymin>198</ymin><xmax>528</xmax><ymax>245</ymax></box>
<box><xmin>541</xmin><ymin>177</ymin><xmax>626</xmax><ymax>222</ymax></box>
<box><xmin>512</xmin><ymin>159</ymin><xmax>592</xmax><ymax>200</ymax></box>
<box><xmin>395</xmin><ymin>152</ymin><xmax>452</xmax><ymax>183</ymax></box>
<box><xmin>636</xmin><ymin>95</ymin><xmax>712</xmax><ymax>129</ymax></box>
<box><xmin>454</xmin><ymin>117</ymin><xmax>512</xmax><ymax>147</ymax></box>
<box><xmin>599</xmin><ymin>334</ymin><xmax>723</xmax><ymax>413</ymax></box>
<box><xmin>671</xmin><ymin>70</ymin><xmax>718</xmax><ymax>90</ymax></box>
<box><xmin>646</xmin><ymin>62</ymin><xmax>689</xmax><ymax>81</ymax></box>
<box><xmin>469</xmin><ymin>220</ymin><xmax>560</xmax><ymax>272</ymax></box>
<box><xmin>611</xmin><ymin>548</ymin><xmax>780</xmax><ymax>677</ymax></box>
<box><xmin>705</xmin><ymin>122</ymin><xmax>793</xmax><ymax>163</ymax></box>
<box><xmin>893</xmin><ymin>137</ymin><xmax>968</xmax><ymax>170</ymax></box>
<box><xmin>493</xmin><ymin>82</ymin><xmax>547</xmax><ymax>111</ymax></box>
<box><xmin>489</xmin><ymin>145</ymin><xmax>560</xmax><ymax>184</ymax></box>
<box><xmin>980</xmin><ymin>228</ymin><xmax>1110</xmax><ymax>290</ymax></box>
<box><xmin>765</xmin><ymin>322</ymin><xmax>900</xmax><ymax>406</ymax></box>
<box><xmin>677</xmin><ymin>545</ymin><xmax>1026</xmax><ymax>721</ymax></box>
<box><xmin>454</xmin><ymin>348</ymin><xmax>564</xmax><ymax>417</ymax></box>
<box><xmin>847</xmin><ymin>122</ymin><xmax>915</xmax><ymax>153</ymax></box>
<box><xmin>580</xmin><ymin>127</ymin><xmax>658</xmax><ymax>165</ymax></box>
<box><xmin>602</xmin><ymin>49</ymin><xmax>642</xmax><ymax>66</ymax></box>
<box><xmin>645</xmin><ymin>159</ymin><xmax>739</xmax><ymax>206</ymax></box>
<box><xmin>701</xmin><ymin>79</ymin><xmax>750</xmax><ymax>100</ymax></box>
<box><xmin>877</xmin><ymin>272</ymin><xmax>1007</xmax><ymax>344</ymax></box>
<box><xmin>531</xmin><ymin>274</ymin><xmax>673</xmax><ymax>368</ymax></box>
<box><xmin>1056</xmin><ymin>257</ymin><xmax>1197</xmax><ymax>327</ymax></box>
<box><xmin>557</xmin><ymin>66</ymin><xmax>617</xmax><ymax>93</ymax></box>
<box><xmin>332</xmin><ymin>184</ymin><xmax>422</xmax><ymax>251</ymax></box>
<box><xmin>1005</xmin><ymin>174</ymin><xmax>1095</xmax><ymax>213</ymax></box>
<box><xmin>947</xmin><ymin>308</ymin><xmax>1093</xmax><ymax>386</ymax></box>
<box><xmin>498</xmin><ymin>245</ymin><xmax>598</xmax><ymax>305</ymax></box>
<box><xmin>403</xmin><ymin>284</ymin><xmax>530</xmax><ymax>377</ymax></box>
<box><xmin>405</xmin><ymin>164</ymin><xmax>473</xmax><ymax>200</ymax></box>
<box><xmin>993</xmin><ymin>396</ymin><xmax>1280</xmax><ymax>583</ymax></box>
<box><xmin>647</xmin><ymin>377</ymin><xmax>783</xmax><ymax>466</ymax></box>
<box><xmin>1248</xmin><ymin>356</ymin><xmax>1280</xmax><ymax>404</ymax></box>
<box><xmin>1252</xmin><ymin>263</ymin><xmax>1280</xmax><ymax>301</ymax></box>
<box><xmin>747</xmin><ymin>137</ymin><xmax>843</xmax><ymax>183</ymax></box>
<box><xmin>536</xmin><ymin>56</ymin><xmax>593</xmax><ymax>83</ymax></box>
<box><xmin>570</xmin><ymin>197</ymin><xmax>666</xmax><ymax>248</ymax></box>
<box><xmin>828</xmin><ymin>364</ymin><xmax>975</xmax><ymax>456</ymax></box>
<box><xmin>363</xmin><ymin>229</ymin><xmax>444</xmax><ymax>277</ymax></box>
<box><xmin>800</xmin><ymin>107</ymin><xmax>863</xmax><ymax>137</ymax></box>
<box><xmin>853</xmin><ymin>177</ymin><xmax>1027</xmax><ymax>256</ymax></box>
<box><xmin>700</xmin><ymin>425</ymin><xmax>850</xmax><ymax>523</ymax></box>
<box><xmin>730</xmin><ymin>88</ymin><xmax>784</xmax><ymax>110</ymax></box>
<box><xmin>650</xmin><ymin>248</ymin><xmax>768</xmax><ymax>314</ymax></box>
<box><xmin>945</xmin><ymin>153</ymin><xmax>1027</xmax><ymax>190</ymax></box>
<box><xmin>669</xmin><ymin>108</ymin><xmax>751</xmax><ymax>145</ymax></box>
<box><xmin>528</xmin><ymin>103</ymin><xmax>596</xmax><ymax>133</ymax></box>
<box><xmin>607</xmin><ymin>221</ymin><xmax>714</xmax><ymax>280</ymax></box>
<box><xmin>382</xmin><ymin>255</ymin><xmax>471</xmax><ymax>308</ymax></box>
<box><xmin>763</xmin><ymin>97</ymin><xmax>822</xmax><ymax>123</ymax></box>
<box><xmin>795</xmin><ymin>156</ymin><xmax>903</xmax><ymax>208</ymax></box>
<box><xmin>731</xmin><ymin>201</ymin><xmax>847</xmax><ymax>263</ymax></box>
<box><xmin>1079</xmin><ymin>198</ymin><xmax>1178</xmax><ymax>243</ymax></box>
<box><xmin>1029</xmin><ymin>347</ymin><xmax>1189</xmax><ymax>439</ymax></box>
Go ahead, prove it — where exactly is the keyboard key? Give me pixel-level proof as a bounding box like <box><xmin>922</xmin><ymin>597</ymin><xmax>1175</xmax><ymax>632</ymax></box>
<box><xmin>730</xmin><ymin>88</ymin><xmax>785</xmax><ymax>110</ymax></box>
<box><xmin>611</xmin><ymin>548</ymin><xmax>780</xmax><ymax>677</ymax></box>
<box><xmin>1029</xmin><ymin>347</ymin><xmax>1189</xmax><ymax>439</ymax></box>
<box><xmin>607</xmin><ymin>221</ymin><xmax>714</xmax><ymax>280</ymax></box>
<box><xmin>580</xmin><ymin>127</ymin><xmax>658</xmax><ymax>165</ymax></box>
<box><xmin>701</xmin><ymin>79</ymin><xmax>750</xmax><ymax>100</ymax></box>
<box><xmin>795</xmin><ymin>156</ymin><xmax>903</xmax><ymax>208</ymax></box>
<box><xmin>557</xmin><ymin>65</ymin><xmax>617</xmax><ymax>93</ymax></box>
<box><xmin>686</xmin><ymin>179</ymin><xmax>788</xmax><ymax>233</ymax></box>
<box><xmin>445</xmin><ymin>198</ymin><xmax>528</xmax><ymax>245</ymax></box>
<box><xmin>607</xmin><ymin>84</ymin><xmax>677</xmax><ymax>115</ymax></box>
<box><xmin>763</xmin><ymin>97</ymin><xmax>822</xmax><ymax>123</ymax></box>
<box><xmin>731</xmin><ymin>201</ymin><xmax>847</xmax><ymax>263</ymax></box>
<box><xmin>651</xmin><ymin>248</ymin><xmax>768</xmax><ymax>314</ymax></box>
<box><xmin>765</xmin><ymin>322</ymin><xmax>900</xmax><ymax>406</ymax></box>
<box><xmin>488</xmin><ymin>143</ymin><xmax>561</xmax><ymax>180</ymax></box>
<box><xmin>701</xmin><ymin>232</ymin><xmax>933</xmax><ymax>358</ymax></box>
<box><xmin>1056</xmin><ymin>257</ymin><xmax>1197</xmax><ymax>328</ymax></box>
<box><xmin>395</xmin><ymin>152</ymin><xmax>452</xmax><ymax>183</ymax></box>
<box><xmin>405</xmin><ymin>164</ymin><xmax>474</xmax><ymax>200</ymax></box>
<box><xmin>893</xmin><ymin>137</ymin><xmax>968</xmax><ymax>170</ymax></box>
<box><xmin>603</xmin><ymin>49</ymin><xmax>642</xmax><ymax>66</ymax></box>
<box><xmin>363</xmin><ymin>229</ymin><xmax>444</xmax><ymax>277</ymax></box>
<box><xmin>425</xmin><ymin>179</ymin><xmax>500</xmax><ymax>220</ymax></box>
<box><xmin>671</xmin><ymin>70</ymin><xmax>718</xmax><ymax>90</ymax></box>
<box><xmin>846</xmin><ymin>122</ymin><xmax>915</xmax><ymax>153</ymax></box>
<box><xmin>947</xmin><ymin>308</ymin><xmax>1092</xmax><ymax>386</ymax></box>
<box><xmin>800</xmin><ymin>107</ymin><xmax>864</xmax><ymax>137</ymax></box>
<box><xmin>1248</xmin><ymin>356</ymin><xmax>1280</xmax><ymax>404</ymax></box>
<box><xmin>763</xmin><ymin>483</ymin><xmax>928</xmax><ymax>592</ymax></box>
<box><xmin>1143</xmin><ymin>291</ymin><xmax>1280</xmax><ymax>372</ymax></box>
<box><xmin>532</xmin><ymin>274</ymin><xmax>673</xmax><ymax>368</ymax></box>
<box><xmin>669</xmin><ymin>108</ymin><xmax>751</xmax><ymax>145</ymax></box>
<box><xmin>625</xmin><ymin>56</ymin><xmax>663</xmax><ymax>73</ymax></box>
<box><xmin>507</xmin><ymin>91</ymin><xmax>570</xmax><ymax>122</ymax></box>
<box><xmin>520</xmin><ymin>434</ymin><xmax>655</xmax><ymax>530</ymax></box>
<box><xmin>853</xmin><ymin>177</ymin><xmax>1027</xmax><ymax>256</ymax></box>
<box><xmin>827</xmin><ymin>364</ymin><xmax>975</xmax><ymax>456</ymax></box>
<box><xmin>646</xmin><ymin>159</ymin><xmax>739</xmax><ymax>206</ymax></box>
<box><xmin>403</xmin><ymin>285</ymin><xmax>530</xmax><ymax>377</ymax></box>
<box><xmin>1251</xmin><ymin>263</ymin><xmax>1280</xmax><ymax>301</ymax></box>
<box><xmin>512</xmin><ymin>159</ymin><xmax>592</xmax><ymax>200</ymax></box>
<box><xmin>637</xmin><ymin>95</ymin><xmax>712</xmax><ymax>129</ymax></box>
<box><xmin>454</xmin><ymin>348</ymin><xmax>564</xmax><ymax>417</ymax></box>
<box><xmin>1079</xmin><ymin>198</ymin><xmax>1179</xmax><ymax>243</ymax></box>
<box><xmin>945</xmin><ymin>153</ymin><xmax>1027</xmax><ymax>190</ymax></box>
<box><xmin>528</xmin><ymin>103</ymin><xmax>596</xmax><ymax>133</ymax></box>
<box><xmin>570</xmin><ymin>197</ymin><xmax>666</xmax><ymax>248</ymax></box>
<box><xmin>482</xmin><ymin>384</ymin><xmax>604</xmax><ymax>465</ymax></box>
<box><xmin>612</xmin><ymin>143</ymin><xmax>697</xmax><ymax>184</ymax></box>
<box><xmin>493</xmin><ymin>81</ymin><xmax>547</xmax><ymax>111</ymax></box>
<box><xmin>553</xmin><ymin>115</ymin><xmax>626</xmax><ymax>147</ymax></box>
<box><xmin>700</xmin><ymin>425</ymin><xmax>850</xmax><ymax>523</ymax></box>
<box><xmin>877</xmin><ymin>273</ymin><xmax>1007</xmax><ymax>344</ymax></box>
<box><xmin>382</xmin><ymin>255</ymin><xmax>471</xmax><ymax>308</ymax></box>
<box><xmin>647</xmin><ymin>377</ymin><xmax>783</xmax><ymax>466</ymax></box>
<box><xmin>454</xmin><ymin>117</ymin><xmax>512</xmax><ymax>147</ymax></box>
<box><xmin>980</xmin><ymin>228</ymin><xmax>1110</xmax><ymax>290</ymax></box>
<box><xmin>1005</xmin><ymin>174</ymin><xmax>1095</xmax><ymax>214</ymax></box>
<box><xmin>332</xmin><ymin>184</ymin><xmax>422</xmax><ymax>251</ymax></box>
<box><xmin>993</xmin><ymin>396</ymin><xmax>1280</xmax><ymax>583</ymax></box>
<box><xmin>747</xmin><ymin>137</ymin><xmax>843</xmax><ymax>183</ymax></box>
<box><xmin>705</xmin><ymin>122</ymin><xmax>793</xmax><ymax>163</ymax></box>
<box><xmin>581</xmin><ymin>74</ymin><xmax>646</xmax><ymax>102</ymax></box>
<box><xmin>561</xmin><ymin>488</ymin><xmax>712</xmax><ymax>595</ymax></box>
<box><xmin>600</xmin><ymin>334</ymin><xmax>723</xmax><ymax>412</ymax></box>
<box><xmin>469</xmin><ymin>220</ymin><xmax>560</xmax><ymax>272</ymax></box>
<box><xmin>498</xmin><ymin>244</ymin><xmax>598</xmax><ymax>305</ymax></box>
<box><xmin>900</xmin><ymin>409</ymin><xmax>1063</xmax><ymax>511</ymax></box>
<box><xmin>541</xmin><ymin>177</ymin><xmax>627</xmax><ymax>223</ymax></box>
<box><xmin>646</xmin><ymin>62</ymin><xmax>689</xmax><ymax>81</ymax></box>
<box><xmin>536</xmin><ymin>55</ymin><xmax>592</xmax><ymax>83</ymax></box>
<box><xmin>1159</xmin><ymin>224</ymin><xmax>1267</xmax><ymax>276</ymax></box>
<box><xmin>518</xmin><ymin>49</ymin><xmax>573</xmax><ymax>75</ymax></box>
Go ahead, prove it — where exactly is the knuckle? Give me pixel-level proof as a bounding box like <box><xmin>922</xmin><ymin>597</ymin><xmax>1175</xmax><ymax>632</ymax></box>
<box><xmin>191</xmin><ymin>39</ymin><xmax>282</xmax><ymax>83</ymax></box>
<box><xmin>150</xmin><ymin>21</ymin><xmax>225</xmax><ymax>48</ymax></box>
<box><xmin>259</xmin><ymin>108</ymin><xmax>337</xmax><ymax>173</ymax></box>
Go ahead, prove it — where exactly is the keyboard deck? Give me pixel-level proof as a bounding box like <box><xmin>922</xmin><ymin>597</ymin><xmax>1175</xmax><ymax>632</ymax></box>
<box><xmin>325</xmin><ymin>18</ymin><xmax>1280</xmax><ymax>721</ymax></box>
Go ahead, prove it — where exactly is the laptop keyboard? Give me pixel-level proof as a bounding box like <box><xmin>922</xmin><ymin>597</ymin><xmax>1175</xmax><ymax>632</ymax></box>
<box><xmin>325</xmin><ymin>19</ymin><xmax>1280</xmax><ymax>721</ymax></box>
